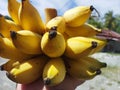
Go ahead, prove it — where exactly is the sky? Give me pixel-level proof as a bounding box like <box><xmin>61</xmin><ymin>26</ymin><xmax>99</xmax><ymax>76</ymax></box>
<box><xmin>0</xmin><ymin>0</ymin><xmax>120</xmax><ymax>21</ymax></box>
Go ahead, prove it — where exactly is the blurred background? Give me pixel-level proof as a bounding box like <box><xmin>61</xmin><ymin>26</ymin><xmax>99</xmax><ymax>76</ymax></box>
<box><xmin>0</xmin><ymin>0</ymin><xmax>120</xmax><ymax>90</ymax></box>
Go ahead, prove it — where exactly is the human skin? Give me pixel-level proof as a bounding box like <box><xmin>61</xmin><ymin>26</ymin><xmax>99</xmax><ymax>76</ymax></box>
<box><xmin>16</xmin><ymin>75</ymin><xmax>85</xmax><ymax>90</ymax></box>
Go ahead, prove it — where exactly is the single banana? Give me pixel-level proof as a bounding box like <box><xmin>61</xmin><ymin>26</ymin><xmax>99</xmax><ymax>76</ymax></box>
<box><xmin>64</xmin><ymin>37</ymin><xmax>107</xmax><ymax>59</ymax></box>
<box><xmin>0</xmin><ymin>14</ymin><xmax>21</xmax><ymax>38</ymax></box>
<box><xmin>73</xmin><ymin>37</ymin><xmax>107</xmax><ymax>54</ymax></box>
<box><xmin>10</xmin><ymin>30</ymin><xmax>42</xmax><ymax>55</ymax></box>
<box><xmin>0</xmin><ymin>59</ymin><xmax>21</xmax><ymax>71</ymax></box>
<box><xmin>19</xmin><ymin>0</ymin><xmax>45</xmax><ymax>34</ymax></box>
<box><xmin>64</xmin><ymin>57</ymin><xmax>102</xmax><ymax>80</ymax></box>
<box><xmin>64</xmin><ymin>37</ymin><xmax>97</xmax><ymax>59</ymax></box>
<box><xmin>43</xmin><ymin>57</ymin><xmax>66</xmax><ymax>86</ymax></box>
<box><xmin>41</xmin><ymin>30</ymin><xmax>66</xmax><ymax>58</ymax></box>
<box><xmin>46</xmin><ymin>16</ymin><xmax>66</xmax><ymax>34</ymax></box>
<box><xmin>0</xmin><ymin>35</ymin><xmax>33</xmax><ymax>60</ymax></box>
<box><xmin>8</xmin><ymin>0</ymin><xmax>20</xmax><ymax>25</ymax></box>
<box><xmin>44</xmin><ymin>8</ymin><xmax>57</xmax><ymax>24</ymax></box>
<box><xmin>63</xmin><ymin>5</ymin><xmax>95</xmax><ymax>27</ymax></box>
<box><xmin>6</xmin><ymin>55</ymin><xmax>48</xmax><ymax>84</ymax></box>
<box><xmin>80</xmin><ymin>57</ymin><xmax>107</xmax><ymax>70</ymax></box>
<box><xmin>65</xmin><ymin>23</ymin><xmax>101</xmax><ymax>37</ymax></box>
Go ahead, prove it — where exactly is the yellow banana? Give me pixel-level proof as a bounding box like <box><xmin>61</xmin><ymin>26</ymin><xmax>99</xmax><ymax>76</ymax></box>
<box><xmin>0</xmin><ymin>14</ymin><xmax>21</xmax><ymax>38</ymax></box>
<box><xmin>63</xmin><ymin>5</ymin><xmax>95</xmax><ymax>27</ymax></box>
<box><xmin>72</xmin><ymin>37</ymin><xmax>107</xmax><ymax>55</ymax></box>
<box><xmin>19</xmin><ymin>0</ymin><xmax>45</xmax><ymax>34</ymax></box>
<box><xmin>43</xmin><ymin>57</ymin><xmax>66</xmax><ymax>86</ymax></box>
<box><xmin>0</xmin><ymin>59</ymin><xmax>21</xmax><ymax>71</ymax></box>
<box><xmin>6</xmin><ymin>55</ymin><xmax>48</xmax><ymax>84</ymax></box>
<box><xmin>64</xmin><ymin>37</ymin><xmax>97</xmax><ymax>59</ymax></box>
<box><xmin>8</xmin><ymin>0</ymin><xmax>20</xmax><ymax>25</ymax></box>
<box><xmin>44</xmin><ymin>8</ymin><xmax>57</xmax><ymax>24</ymax></box>
<box><xmin>65</xmin><ymin>23</ymin><xmax>101</xmax><ymax>37</ymax></box>
<box><xmin>0</xmin><ymin>35</ymin><xmax>33</xmax><ymax>60</ymax></box>
<box><xmin>83</xmin><ymin>57</ymin><xmax>107</xmax><ymax>69</ymax></box>
<box><xmin>64</xmin><ymin>37</ymin><xmax>107</xmax><ymax>59</ymax></box>
<box><xmin>10</xmin><ymin>30</ymin><xmax>42</xmax><ymax>55</ymax></box>
<box><xmin>46</xmin><ymin>16</ymin><xmax>66</xmax><ymax>34</ymax></box>
<box><xmin>41</xmin><ymin>30</ymin><xmax>66</xmax><ymax>58</ymax></box>
<box><xmin>64</xmin><ymin>57</ymin><xmax>102</xmax><ymax>80</ymax></box>
<box><xmin>81</xmin><ymin>37</ymin><xmax>107</xmax><ymax>55</ymax></box>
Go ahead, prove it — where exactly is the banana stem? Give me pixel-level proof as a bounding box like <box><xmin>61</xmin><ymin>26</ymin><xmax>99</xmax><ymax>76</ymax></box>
<box><xmin>96</xmin><ymin>30</ymin><xmax>120</xmax><ymax>42</ymax></box>
<box><xmin>45</xmin><ymin>8</ymin><xmax>57</xmax><ymax>24</ymax></box>
<box><xmin>90</xmin><ymin>5</ymin><xmax>100</xmax><ymax>17</ymax></box>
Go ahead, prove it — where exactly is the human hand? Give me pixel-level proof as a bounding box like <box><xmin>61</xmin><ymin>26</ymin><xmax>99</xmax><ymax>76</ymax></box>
<box><xmin>16</xmin><ymin>75</ymin><xmax>85</xmax><ymax>90</ymax></box>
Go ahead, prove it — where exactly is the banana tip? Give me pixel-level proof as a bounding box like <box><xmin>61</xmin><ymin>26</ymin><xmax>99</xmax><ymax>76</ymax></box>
<box><xmin>103</xmin><ymin>63</ymin><xmax>107</xmax><ymax>67</ymax></box>
<box><xmin>96</xmin><ymin>69</ymin><xmax>101</xmax><ymax>75</ymax></box>
<box><xmin>90</xmin><ymin>5</ymin><xmax>100</xmax><ymax>17</ymax></box>
<box><xmin>0</xmin><ymin>65</ymin><xmax>4</xmax><ymax>71</ymax></box>
<box><xmin>50</xmin><ymin>26</ymin><xmax>57</xmax><ymax>31</ymax></box>
<box><xmin>91</xmin><ymin>41</ymin><xmax>98</xmax><ymax>48</ymax></box>
<box><xmin>44</xmin><ymin>78</ymin><xmax>51</xmax><ymax>85</ymax></box>
<box><xmin>10</xmin><ymin>30</ymin><xmax>17</xmax><ymax>39</ymax></box>
<box><xmin>0</xmin><ymin>14</ymin><xmax>3</xmax><ymax>17</ymax></box>
<box><xmin>90</xmin><ymin>5</ymin><xmax>94</xmax><ymax>11</ymax></box>
<box><xmin>49</xmin><ymin>30</ymin><xmax>57</xmax><ymax>39</ymax></box>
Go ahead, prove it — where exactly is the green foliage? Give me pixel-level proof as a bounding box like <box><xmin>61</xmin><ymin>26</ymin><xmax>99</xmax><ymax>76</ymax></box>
<box><xmin>88</xmin><ymin>17</ymin><xmax>104</xmax><ymax>29</ymax></box>
<box><xmin>88</xmin><ymin>11</ymin><xmax>120</xmax><ymax>33</ymax></box>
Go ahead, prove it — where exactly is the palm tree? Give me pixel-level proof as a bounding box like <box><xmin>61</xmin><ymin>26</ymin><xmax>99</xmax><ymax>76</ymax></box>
<box><xmin>104</xmin><ymin>11</ymin><xmax>116</xmax><ymax>30</ymax></box>
<box><xmin>115</xmin><ymin>15</ymin><xmax>120</xmax><ymax>33</ymax></box>
<box><xmin>87</xmin><ymin>16</ymin><xmax>103</xmax><ymax>29</ymax></box>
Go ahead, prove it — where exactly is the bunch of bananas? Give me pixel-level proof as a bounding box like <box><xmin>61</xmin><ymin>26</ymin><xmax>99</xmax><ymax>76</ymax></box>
<box><xmin>0</xmin><ymin>0</ymin><xmax>108</xmax><ymax>86</ymax></box>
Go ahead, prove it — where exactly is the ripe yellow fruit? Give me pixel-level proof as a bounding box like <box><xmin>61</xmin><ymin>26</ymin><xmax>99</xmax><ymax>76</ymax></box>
<box><xmin>65</xmin><ymin>23</ymin><xmax>101</xmax><ymax>37</ymax></box>
<box><xmin>64</xmin><ymin>37</ymin><xmax>107</xmax><ymax>59</ymax></box>
<box><xmin>43</xmin><ymin>57</ymin><xmax>66</xmax><ymax>86</ymax></box>
<box><xmin>8</xmin><ymin>0</ymin><xmax>20</xmax><ymax>25</ymax></box>
<box><xmin>41</xmin><ymin>30</ymin><xmax>66</xmax><ymax>58</ymax></box>
<box><xmin>46</xmin><ymin>16</ymin><xmax>66</xmax><ymax>34</ymax></box>
<box><xmin>0</xmin><ymin>14</ymin><xmax>21</xmax><ymax>38</ymax></box>
<box><xmin>10</xmin><ymin>30</ymin><xmax>42</xmax><ymax>55</ymax></box>
<box><xmin>6</xmin><ymin>55</ymin><xmax>48</xmax><ymax>84</ymax></box>
<box><xmin>63</xmin><ymin>5</ymin><xmax>95</xmax><ymax>27</ymax></box>
<box><xmin>19</xmin><ymin>0</ymin><xmax>45</xmax><ymax>34</ymax></box>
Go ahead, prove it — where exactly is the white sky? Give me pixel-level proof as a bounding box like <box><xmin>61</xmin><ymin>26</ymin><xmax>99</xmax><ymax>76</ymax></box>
<box><xmin>0</xmin><ymin>0</ymin><xmax>120</xmax><ymax>21</ymax></box>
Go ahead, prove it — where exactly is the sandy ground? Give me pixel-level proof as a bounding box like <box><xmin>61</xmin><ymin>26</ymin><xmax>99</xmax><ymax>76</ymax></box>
<box><xmin>0</xmin><ymin>58</ymin><xmax>16</xmax><ymax>90</ymax></box>
<box><xmin>0</xmin><ymin>53</ymin><xmax>120</xmax><ymax>90</ymax></box>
